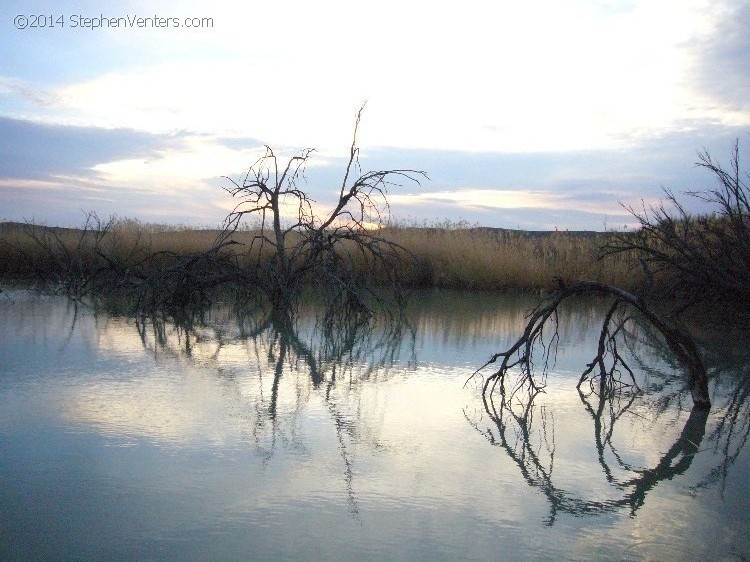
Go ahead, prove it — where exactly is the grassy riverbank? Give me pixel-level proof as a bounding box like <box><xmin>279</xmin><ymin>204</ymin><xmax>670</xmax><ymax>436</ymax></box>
<box><xmin>0</xmin><ymin>219</ymin><xmax>641</xmax><ymax>293</ymax></box>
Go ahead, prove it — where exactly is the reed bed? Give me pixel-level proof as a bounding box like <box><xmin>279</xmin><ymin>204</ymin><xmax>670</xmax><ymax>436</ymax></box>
<box><xmin>379</xmin><ymin>224</ymin><xmax>640</xmax><ymax>292</ymax></box>
<box><xmin>0</xmin><ymin>219</ymin><xmax>642</xmax><ymax>293</ymax></box>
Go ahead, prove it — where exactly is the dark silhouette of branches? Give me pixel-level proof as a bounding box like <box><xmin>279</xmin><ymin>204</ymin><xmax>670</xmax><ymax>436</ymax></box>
<box><xmin>20</xmin><ymin>212</ymin><xmax>115</xmax><ymax>298</ymax></box>
<box><xmin>470</xmin><ymin>281</ymin><xmax>710</xmax><ymax>409</ymax></box>
<box><xmin>468</xmin><ymin>339</ymin><xmax>750</xmax><ymax>524</ymax></box>
<box><xmin>219</xmin><ymin>105</ymin><xmax>426</xmax><ymax>320</ymax></box>
<box><xmin>466</xmin><ymin>382</ymin><xmax>709</xmax><ymax>525</ymax></box>
<box><xmin>124</xmin><ymin>300</ymin><xmax>412</xmax><ymax>518</ymax></box>
<box><xmin>11</xmin><ymin>106</ymin><xmax>426</xmax><ymax>330</ymax></box>
<box><xmin>602</xmin><ymin>140</ymin><xmax>750</xmax><ymax>317</ymax></box>
<box><xmin>698</xmin><ymin>368</ymin><xmax>750</xmax><ymax>494</ymax></box>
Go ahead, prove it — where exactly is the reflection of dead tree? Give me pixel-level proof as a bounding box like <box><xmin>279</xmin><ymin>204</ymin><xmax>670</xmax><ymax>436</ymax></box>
<box><xmin>245</xmin><ymin>309</ymin><xmax>412</xmax><ymax>516</ymax></box>
<box><xmin>467</xmin><ymin>388</ymin><xmax>709</xmax><ymax>524</ymax></box>
<box><xmin>603</xmin><ymin>319</ymin><xmax>750</xmax><ymax>494</ymax></box>
<box><xmin>621</xmin><ymin>407</ymin><xmax>708</xmax><ymax>510</ymax></box>
<box><xmin>468</xmin><ymin>316</ymin><xmax>750</xmax><ymax>523</ymax></box>
<box><xmin>470</xmin><ymin>281</ymin><xmax>710</xmax><ymax>409</ymax></box>
<box><xmin>129</xmin><ymin>302</ymin><xmax>411</xmax><ymax>517</ymax></box>
<box><xmin>698</xmin><ymin>370</ymin><xmax>750</xmax><ymax>494</ymax></box>
<box><xmin>466</xmin><ymin>392</ymin><xmax>562</xmax><ymax>523</ymax></box>
<box><xmin>466</xmin><ymin>279</ymin><xmax>718</xmax><ymax>522</ymax></box>
<box><xmin>578</xmin><ymin>390</ymin><xmax>640</xmax><ymax>485</ymax></box>
<box><xmin>257</xmin><ymin>308</ymin><xmax>410</xmax><ymax>517</ymax></box>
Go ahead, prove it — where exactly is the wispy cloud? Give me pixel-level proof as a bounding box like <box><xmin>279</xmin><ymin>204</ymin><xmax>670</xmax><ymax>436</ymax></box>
<box><xmin>0</xmin><ymin>77</ymin><xmax>58</xmax><ymax>107</ymax></box>
<box><xmin>391</xmin><ymin>189</ymin><xmax>565</xmax><ymax>211</ymax></box>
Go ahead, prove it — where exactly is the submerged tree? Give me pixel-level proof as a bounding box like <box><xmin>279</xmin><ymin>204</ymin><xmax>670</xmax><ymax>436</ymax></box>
<box><xmin>470</xmin><ymin>281</ymin><xmax>711</xmax><ymax>409</ymax></box>
<box><xmin>220</xmin><ymin>105</ymin><xmax>426</xmax><ymax>321</ymax></box>
<box><xmin>473</xmin><ymin>142</ymin><xmax>750</xmax><ymax>412</ymax></box>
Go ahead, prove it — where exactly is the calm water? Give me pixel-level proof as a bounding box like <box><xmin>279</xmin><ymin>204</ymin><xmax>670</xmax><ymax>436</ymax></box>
<box><xmin>1</xmin><ymin>289</ymin><xmax>748</xmax><ymax>561</ymax></box>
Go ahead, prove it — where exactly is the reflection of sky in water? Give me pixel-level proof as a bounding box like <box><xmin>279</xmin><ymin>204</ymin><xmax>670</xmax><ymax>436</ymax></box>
<box><xmin>0</xmin><ymin>289</ymin><xmax>748</xmax><ymax>560</ymax></box>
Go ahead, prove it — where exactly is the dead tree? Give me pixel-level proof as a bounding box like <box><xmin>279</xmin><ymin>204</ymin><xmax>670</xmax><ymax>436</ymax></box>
<box><xmin>221</xmin><ymin>105</ymin><xmax>426</xmax><ymax>321</ymax></box>
<box><xmin>470</xmin><ymin>145</ymin><xmax>750</xmax><ymax>411</ymax></box>
<box><xmin>471</xmin><ymin>280</ymin><xmax>711</xmax><ymax>409</ymax></box>
<box><xmin>21</xmin><ymin>212</ymin><xmax>115</xmax><ymax>298</ymax></box>
<box><xmin>15</xmin><ymin>107</ymin><xmax>424</xmax><ymax>323</ymax></box>
<box><xmin>602</xmin><ymin>140</ymin><xmax>750</xmax><ymax>317</ymax></box>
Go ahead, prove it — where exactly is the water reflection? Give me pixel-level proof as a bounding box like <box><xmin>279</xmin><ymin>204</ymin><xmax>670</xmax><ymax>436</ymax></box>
<box><xmin>468</xmin><ymin>389</ymin><xmax>709</xmax><ymax>524</ymax></box>
<box><xmin>92</xmin><ymin>301</ymin><xmax>415</xmax><ymax>517</ymax></box>
<box><xmin>1</xmin><ymin>288</ymin><xmax>749</xmax><ymax>560</ymax></box>
<box><xmin>92</xmin><ymin>294</ymin><xmax>750</xmax><ymax>521</ymax></box>
<box><xmin>466</xmin><ymin>312</ymin><xmax>750</xmax><ymax>526</ymax></box>
<box><xmin>626</xmin><ymin>322</ymin><xmax>750</xmax><ymax>495</ymax></box>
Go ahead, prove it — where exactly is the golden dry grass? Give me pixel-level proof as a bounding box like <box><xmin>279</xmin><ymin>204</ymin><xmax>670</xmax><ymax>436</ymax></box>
<box><xmin>0</xmin><ymin>219</ymin><xmax>642</xmax><ymax>292</ymax></box>
<box><xmin>380</xmin><ymin>224</ymin><xmax>640</xmax><ymax>291</ymax></box>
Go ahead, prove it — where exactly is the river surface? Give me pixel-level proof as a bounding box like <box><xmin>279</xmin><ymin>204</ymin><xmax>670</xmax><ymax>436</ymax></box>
<box><xmin>1</xmin><ymin>288</ymin><xmax>748</xmax><ymax>560</ymax></box>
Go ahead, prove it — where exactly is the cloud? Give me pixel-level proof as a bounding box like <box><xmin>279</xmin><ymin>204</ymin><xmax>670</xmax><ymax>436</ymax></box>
<box><xmin>0</xmin><ymin>117</ymin><xmax>182</xmax><ymax>179</ymax></box>
<box><xmin>689</xmin><ymin>2</ymin><xmax>750</xmax><ymax>114</ymax></box>
<box><xmin>0</xmin><ymin>178</ymin><xmax>225</xmax><ymax>226</ymax></box>
<box><xmin>390</xmin><ymin>189</ymin><xmax>565</xmax><ymax>211</ymax></box>
<box><xmin>0</xmin><ymin>77</ymin><xmax>58</xmax><ymax>107</ymax></box>
<box><xmin>366</xmin><ymin>123</ymin><xmax>750</xmax><ymax>229</ymax></box>
<box><xmin>388</xmin><ymin>187</ymin><xmax>637</xmax><ymax>230</ymax></box>
<box><xmin>5</xmin><ymin>1</ymin><xmax>741</xmax><ymax>154</ymax></box>
<box><xmin>0</xmin><ymin>117</ymin><xmax>376</xmax><ymax>226</ymax></box>
<box><xmin>1</xmin><ymin>111</ymin><xmax>746</xmax><ymax>229</ymax></box>
<box><xmin>390</xmin><ymin>197</ymin><xmax>634</xmax><ymax>231</ymax></box>
<box><xmin>0</xmin><ymin>118</ymin><xmax>252</xmax><ymax>225</ymax></box>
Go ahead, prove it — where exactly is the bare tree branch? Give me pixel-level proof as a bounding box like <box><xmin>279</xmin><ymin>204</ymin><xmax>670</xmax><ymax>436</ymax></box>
<box><xmin>470</xmin><ymin>281</ymin><xmax>711</xmax><ymax>409</ymax></box>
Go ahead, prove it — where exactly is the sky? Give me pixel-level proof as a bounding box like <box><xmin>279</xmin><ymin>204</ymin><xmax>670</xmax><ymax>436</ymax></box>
<box><xmin>1</xmin><ymin>0</ymin><xmax>748</xmax><ymax>231</ymax></box>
